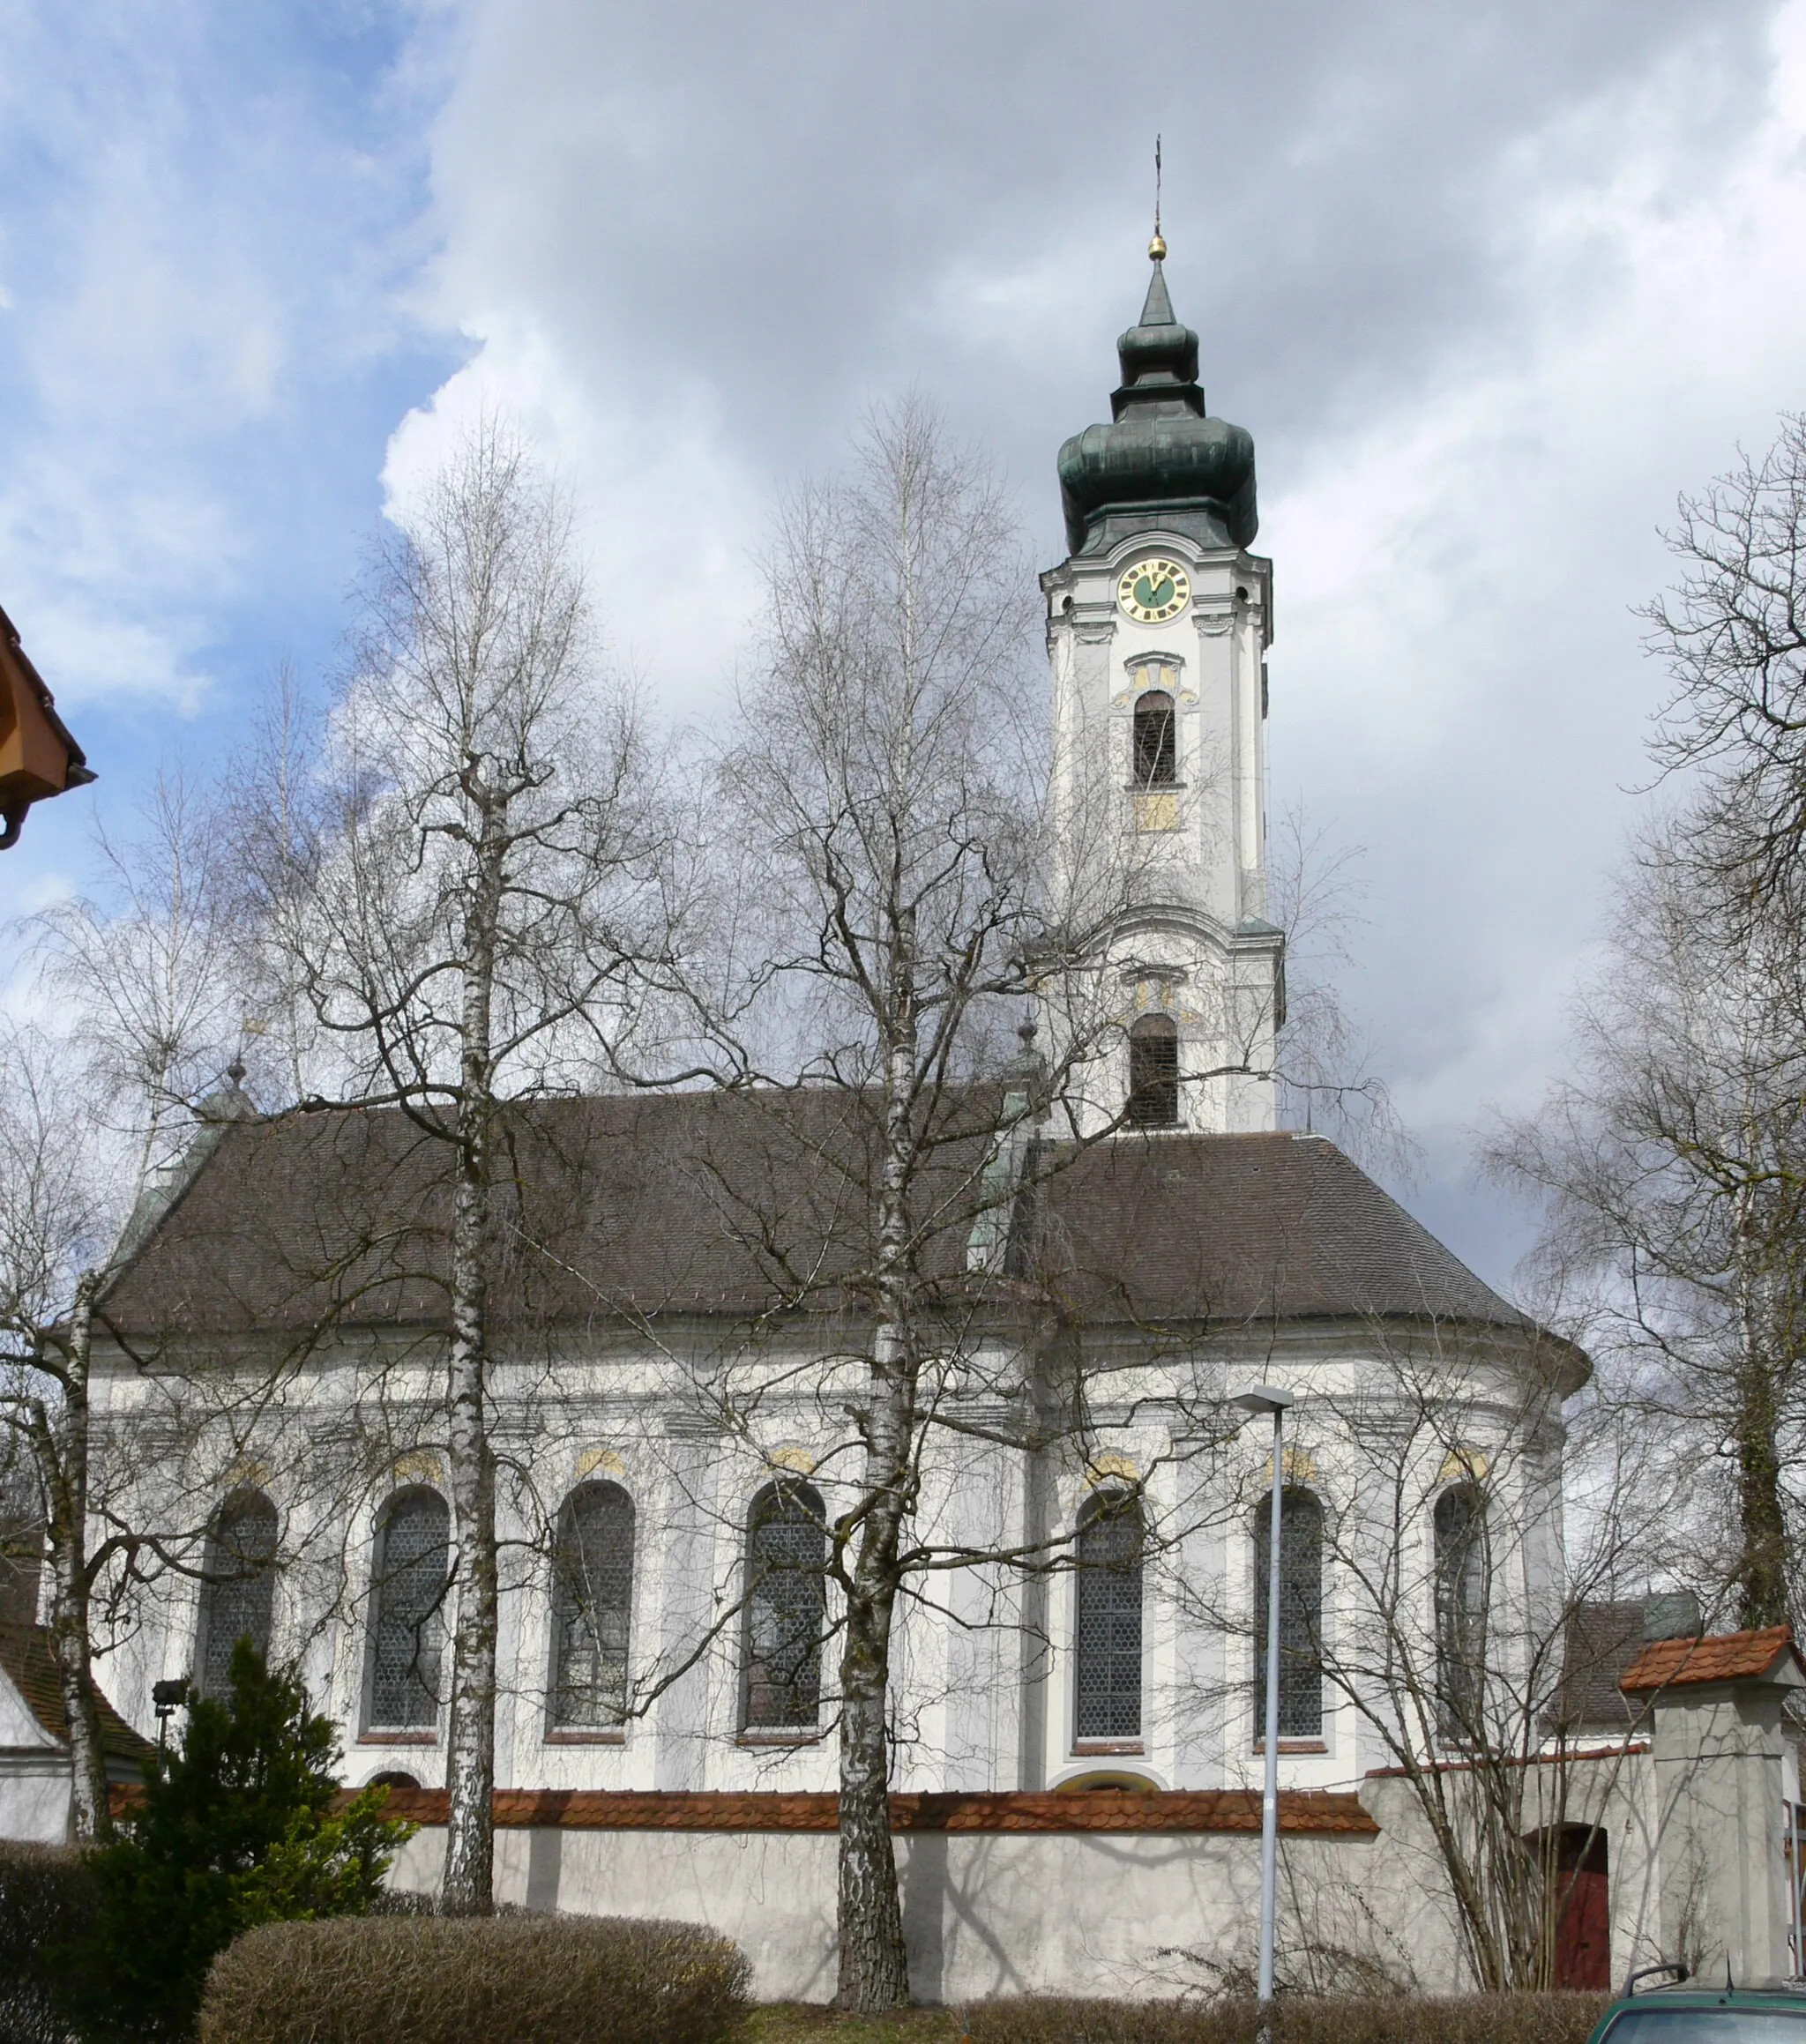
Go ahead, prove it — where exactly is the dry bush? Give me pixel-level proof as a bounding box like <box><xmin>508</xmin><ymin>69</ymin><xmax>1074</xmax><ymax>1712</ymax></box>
<box><xmin>198</xmin><ymin>1913</ymin><xmax>752</xmax><ymax>2044</ymax></box>
<box><xmin>0</xmin><ymin>1841</ymin><xmax>97</xmax><ymax>2044</ymax></box>
<box><xmin>960</xmin><ymin>1995</ymin><xmax>1614</xmax><ymax>2044</ymax></box>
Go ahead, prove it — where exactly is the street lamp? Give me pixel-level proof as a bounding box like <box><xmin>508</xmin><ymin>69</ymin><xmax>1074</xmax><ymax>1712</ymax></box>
<box><xmin>152</xmin><ymin>1676</ymin><xmax>190</xmax><ymax>1749</ymax></box>
<box><xmin>1232</xmin><ymin>1384</ymin><xmax>1295</xmax><ymax>2025</ymax></box>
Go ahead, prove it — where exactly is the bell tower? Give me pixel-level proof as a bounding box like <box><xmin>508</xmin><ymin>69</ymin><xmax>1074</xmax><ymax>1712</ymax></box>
<box><xmin>1042</xmin><ymin>238</ymin><xmax>1281</xmax><ymax>1137</ymax></box>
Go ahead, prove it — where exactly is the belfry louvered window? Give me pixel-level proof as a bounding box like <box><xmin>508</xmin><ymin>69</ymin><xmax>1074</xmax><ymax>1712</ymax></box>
<box><xmin>365</xmin><ymin>1488</ymin><xmax>450</xmax><ymax>1731</ymax></box>
<box><xmin>1133</xmin><ymin>690</ymin><xmax>1177</xmax><ymax>787</ymax></box>
<box><xmin>742</xmin><ymin>1481</ymin><xmax>827</xmax><ymax>1732</ymax></box>
<box><xmin>1253</xmin><ymin>1487</ymin><xmax>1325</xmax><ymax>1739</ymax></box>
<box><xmin>1127</xmin><ymin>1015</ymin><xmax>1180</xmax><ymax>1129</ymax></box>
<box><xmin>197</xmin><ymin>1490</ymin><xmax>278</xmax><ymax>1697</ymax></box>
<box><xmin>1434</xmin><ymin>1484</ymin><xmax>1489</xmax><ymax>1740</ymax></box>
<box><xmin>1074</xmin><ymin>1490</ymin><xmax>1144</xmax><ymax>1740</ymax></box>
<box><xmin>551</xmin><ymin>1481</ymin><xmax>634</xmax><ymax>1728</ymax></box>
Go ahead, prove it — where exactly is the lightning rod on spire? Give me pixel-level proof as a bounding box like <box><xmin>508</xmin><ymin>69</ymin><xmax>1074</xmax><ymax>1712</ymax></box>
<box><xmin>1149</xmin><ymin>134</ymin><xmax>1167</xmax><ymax>263</ymax></box>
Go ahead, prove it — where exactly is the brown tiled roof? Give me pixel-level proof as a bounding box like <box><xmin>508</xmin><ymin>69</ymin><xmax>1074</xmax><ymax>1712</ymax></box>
<box><xmin>1621</xmin><ymin>1624</ymin><xmax>1802</xmax><ymax>1693</ymax></box>
<box><xmin>0</xmin><ymin>1623</ymin><xmax>153</xmax><ymax>1767</ymax></box>
<box><xmin>98</xmin><ymin>1093</ymin><xmax>1541</xmax><ymax>1344</ymax></box>
<box><xmin>348</xmin><ymin>1787</ymin><xmax>1377</xmax><ymax>1837</ymax></box>
<box><xmin>1032</xmin><ymin>1129</ymin><xmax>1536</xmax><ymax>1330</ymax></box>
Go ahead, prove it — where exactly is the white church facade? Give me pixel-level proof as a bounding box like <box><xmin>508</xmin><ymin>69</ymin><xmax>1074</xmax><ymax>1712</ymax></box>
<box><xmin>4</xmin><ymin>246</ymin><xmax>1800</xmax><ymax>2003</ymax></box>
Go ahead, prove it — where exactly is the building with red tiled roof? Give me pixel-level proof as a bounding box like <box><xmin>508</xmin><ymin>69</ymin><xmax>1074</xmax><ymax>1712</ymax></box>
<box><xmin>1621</xmin><ymin>1623</ymin><xmax>1805</xmax><ymax>1695</ymax></box>
<box><xmin>0</xmin><ymin>1623</ymin><xmax>151</xmax><ymax>1843</ymax></box>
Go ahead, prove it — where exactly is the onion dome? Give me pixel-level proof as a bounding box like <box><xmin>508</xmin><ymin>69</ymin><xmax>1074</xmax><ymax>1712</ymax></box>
<box><xmin>1056</xmin><ymin>252</ymin><xmax>1257</xmax><ymax>557</ymax></box>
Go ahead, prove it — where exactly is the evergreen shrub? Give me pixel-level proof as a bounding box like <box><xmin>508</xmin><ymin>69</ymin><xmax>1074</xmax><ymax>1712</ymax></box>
<box><xmin>198</xmin><ymin>1914</ymin><xmax>753</xmax><ymax>2044</ymax></box>
<box><xmin>960</xmin><ymin>1996</ymin><xmax>1613</xmax><ymax>2044</ymax></box>
<box><xmin>0</xmin><ymin>1841</ymin><xmax>97</xmax><ymax>2044</ymax></box>
<box><xmin>61</xmin><ymin>1640</ymin><xmax>412</xmax><ymax>2044</ymax></box>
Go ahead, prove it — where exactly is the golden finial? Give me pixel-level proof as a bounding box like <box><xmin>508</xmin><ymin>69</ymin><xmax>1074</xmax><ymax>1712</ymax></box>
<box><xmin>1148</xmin><ymin>133</ymin><xmax>1166</xmax><ymax>261</ymax></box>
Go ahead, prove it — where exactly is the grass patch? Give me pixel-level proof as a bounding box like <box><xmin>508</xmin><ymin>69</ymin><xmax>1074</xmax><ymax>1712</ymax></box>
<box><xmin>749</xmin><ymin>2003</ymin><xmax>961</xmax><ymax>2044</ymax></box>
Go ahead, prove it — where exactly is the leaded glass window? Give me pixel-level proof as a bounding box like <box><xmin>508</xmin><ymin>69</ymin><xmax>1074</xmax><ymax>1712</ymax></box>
<box><xmin>742</xmin><ymin>1481</ymin><xmax>826</xmax><ymax>1732</ymax></box>
<box><xmin>197</xmin><ymin>1490</ymin><xmax>278</xmax><ymax>1697</ymax></box>
<box><xmin>551</xmin><ymin>1481</ymin><xmax>634</xmax><ymax>1729</ymax></box>
<box><xmin>1133</xmin><ymin>690</ymin><xmax>1177</xmax><ymax>787</ymax></box>
<box><xmin>365</xmin><ymin>1488</ymin><xmax>449</xmax><ymax>1731</ymax></box>
<box><xmin>1074</xmin><ymin>1490</ymin><xmax>1143</xmax><ymax>1740</ymax></box>
<box><xmin>1127</xmin><ymin>1016</ymin><xmax>1180</xmax><ymax>1129</ymax></box>
<box><xmin>1253</xmin><ymin>1487</ymin><xmax>1324</xmax><ymax>1739</ymax></box>
<box><xmin>1435</xmin><ymin>1484</ymin><xmax>1489</xmax><ymax>1739</ymax></box>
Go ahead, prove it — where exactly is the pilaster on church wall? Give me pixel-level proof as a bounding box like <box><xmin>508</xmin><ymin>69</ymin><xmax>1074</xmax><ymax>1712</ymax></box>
<box><xmin>925</xmin><ymin>1402</ymin><xmax>1029</xmax><ymax>1794</ymax></box>
<box><xmin>1186</xmin><ymin>572</ymin><xmax>1242</xmax><ymax>934</ymax></box>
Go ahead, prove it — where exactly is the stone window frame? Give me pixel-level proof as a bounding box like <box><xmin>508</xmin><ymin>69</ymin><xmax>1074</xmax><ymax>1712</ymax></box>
<box><xmin>195</xmin><ymin>1487</ymin><xmax>280</xmax><ymax>1699</ymax></box>
<box><xmin>360</xmin><ymin>1484</ymin><xmax>452</xmax><ymax>1742</ymax></box>
<box><xmin>1126</xmin><ymin>1013</ymin><xmax>1181</xmax><ymax>1129</ymax></box>
<box><xmin>1250</xmin><ymin>1484</ymin><xmax>1327</xmax><ymax>1749</ymax></box>
<box><xmin>1071</xmin><ymin>1487</ymin><xmax>1146</xmax><ymax>1750</ymax></box>
<box><xmin>1433</xmin><ymin>1481</ymin><xmax>1490</xmax><ymax>1744</ymax></box>
<box><xmin>739</xmin><ymin>1479</ymin><xmax>830</xmax><ymax>1741</ymax></box>
<box><xmin>547</xmin><ymin>1478</ymin><xmax>637</xmax><ymax>1742</ymax></box>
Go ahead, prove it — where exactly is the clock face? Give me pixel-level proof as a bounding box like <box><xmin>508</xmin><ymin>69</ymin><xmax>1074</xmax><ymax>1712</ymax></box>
<box><xmin>1116</xmin><ymin>557</ymin><xmax>1190</xmax><ymax>623</ymax></box>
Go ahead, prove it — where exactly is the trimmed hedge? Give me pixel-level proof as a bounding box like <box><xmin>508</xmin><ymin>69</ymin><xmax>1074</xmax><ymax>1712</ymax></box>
<box><xmin>0</xmin><ymin>1840</ymin><xmax>98</xmax><ymax>2044</ymax></box>
<box><xmin>198</xmin><ymin>1913</ymin><xmax>752</xmax><ymax>2044</ymax></box>
<box><xmin>961</xmin><ymin>1996</ymin><xmax>1614</xmax><ymax>2044</ymax></box>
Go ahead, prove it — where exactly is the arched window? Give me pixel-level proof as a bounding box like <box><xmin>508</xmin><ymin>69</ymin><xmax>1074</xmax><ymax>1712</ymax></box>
<box><xmin>1252</xmin><ymin>1487</ymin><xmax>1324</xmax><ymax>1740</ymax></box>
<box><xmin>742</xmin><ymin>1481</ymin><xmax>827</xmax><ymax>1732</ymax></box>
<box><xmin>1127</xmin><ymin>1015</ymin><xmax>1180</xmax><ymax>1129</ymax></box>
<box><xmin>1074</xmin><ymin>1490</ymin><xmax>1144</xmax><ymax>1741</ymax></box>
<box><xmin>365</xmin><ymin>1488</ymin><xmax>450</xmax><ymax>1732</ymax></box>
<box><xmin>1133</xmin><ymin>690</ymin><xmax>1176</xmax><ymax>787</ymax></box>
<box><xmin>551</xmin><ymin>1481</ymin><xmax>634</xmax><ymax>1729</ymax></box>
<box><xmin>196</xmin><ymin>1489</ymin><xmax>278</xmax><ymax>1697</ymax></box>
<box><xmin>1434</xmin><ymin>1483</ymin><xmax>1489</xmax><ymax>1738</ymax></box>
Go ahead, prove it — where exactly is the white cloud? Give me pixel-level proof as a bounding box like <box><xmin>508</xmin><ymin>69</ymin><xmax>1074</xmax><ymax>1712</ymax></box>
<box><xmin>381</xmin><ymin>317</ymin><xmax>767</xmax><ymax>692</ymax></box>
<box><xmin>1266</xmin><ymin>3</ymin><xmax>1806</xmax><ymax>1274</ymax></box>
<box><xmin>0</xmin><ymin>6</ymin><xmax>437</xmax><ymax>717</ymax></box>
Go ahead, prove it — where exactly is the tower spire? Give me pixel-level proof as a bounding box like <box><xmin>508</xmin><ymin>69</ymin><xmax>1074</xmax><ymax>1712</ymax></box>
<box><xmin>1053</xmin><ymin>215</ymin><xmax>1257</xmax><ymax>556</ymax></box>
<box><xmin>1149</xmin><ymin>134</ymin><xmax>1167</xmax><ymax>263</ymax></box>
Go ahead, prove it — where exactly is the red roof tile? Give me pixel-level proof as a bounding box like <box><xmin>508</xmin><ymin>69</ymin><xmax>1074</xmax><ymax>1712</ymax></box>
<box><xmin>0</xmin><ymin>1623</ymin><xmax>153</xmax><ymax>1767</ymax></box>
<box><xmin>1620</xmin><ymin>1623</ymin><xmax>1801</xmax><ymax>1693</ymax></box>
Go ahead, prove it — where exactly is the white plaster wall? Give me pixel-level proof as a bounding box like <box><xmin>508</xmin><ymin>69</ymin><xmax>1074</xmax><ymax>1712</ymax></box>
<box><xmin>391</xmin><ymin>1824</ymin><xmax>1407</xmax><ymax>2003</ymax></box>
<box><xmin>0</xmin><ymin>1754</ymin><xmax>73</xmax><ymax>1843</ymax></box>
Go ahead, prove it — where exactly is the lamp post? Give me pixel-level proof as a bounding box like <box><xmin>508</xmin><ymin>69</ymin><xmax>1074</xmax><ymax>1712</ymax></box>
<box><xmin>1233</xmin><ymin>1384</ymin><xmax>1295</xmax><ymax>2025</ymax></box>
<box><xmin>151</xmin><ymin>1676</ymin><xmax>190</xmax><ymax>1750</ymax></box>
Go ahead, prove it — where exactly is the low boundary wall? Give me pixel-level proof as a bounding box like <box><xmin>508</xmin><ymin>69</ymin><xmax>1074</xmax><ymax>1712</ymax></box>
<box><xmin>381</xmin><ymin>1789</ymin><xmax>1404</xmax><ymax>2003</ymax></box>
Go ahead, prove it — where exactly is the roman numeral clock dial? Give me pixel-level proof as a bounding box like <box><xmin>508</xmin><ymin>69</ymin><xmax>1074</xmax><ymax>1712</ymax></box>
<box><xmin>1116</xmin><ymin>557</ymin><xmax>1190</xmax><ymax>623</ymax></box>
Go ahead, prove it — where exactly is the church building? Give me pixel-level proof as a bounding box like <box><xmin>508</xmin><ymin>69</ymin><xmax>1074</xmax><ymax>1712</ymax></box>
<box><xmin>6</xmin><ymin>242</ymin><xmax>1792</xmax><ymax>2005</ymax></box>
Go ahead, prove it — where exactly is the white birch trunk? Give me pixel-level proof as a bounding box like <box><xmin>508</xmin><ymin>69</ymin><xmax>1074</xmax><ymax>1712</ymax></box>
<box><xmin>441</xmin><ymin>807</ymin><xmax>505</xmax><ymax>1913</ymax></box>
<box><xmin>39</xmin><ymin>1274</ymin><xmax>109</xmax><ymax>1841</ymax></box>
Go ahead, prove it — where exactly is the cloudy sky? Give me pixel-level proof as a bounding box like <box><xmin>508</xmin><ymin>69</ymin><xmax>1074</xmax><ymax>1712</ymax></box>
<box><xmin>4</xmin><ymin>0</ymin><xmax>1802</xmax><ymax>1294</ymax></box>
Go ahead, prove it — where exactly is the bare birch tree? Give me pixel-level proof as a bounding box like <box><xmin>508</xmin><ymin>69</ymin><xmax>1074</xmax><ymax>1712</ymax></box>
<box><xmin>1644</xmin><ymin>412</ymin><xmax>1806</xmax><ymax>917</ymax></box>
<box><xmin>0</xmin><ymin>1026</ymin><xmax>117</xmax><ymax>1837</ymax></box>
<box><xmin>706</xmin><ymin>397</ymin><xmax>1192</xmax><ymax>2007</ymax></box>
<box><xmin>1488</xmin><ymin>417</ymin><xmax>1806</xmax><ymax>1631</ymax></box>
<box><xmin>235</xmin><ymin>416</ymin><xmax>675</xmax><ymax>1912</ymax></box>
<box><xmin>1488</xmin><ymin>820</ymin><xmax>1806</xmax><ymax>1629</ymax></box>
<box><xmin>0</xmin><ymin>769</ymin><xmax>248</xmax><ymax>1838</ymax></box>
